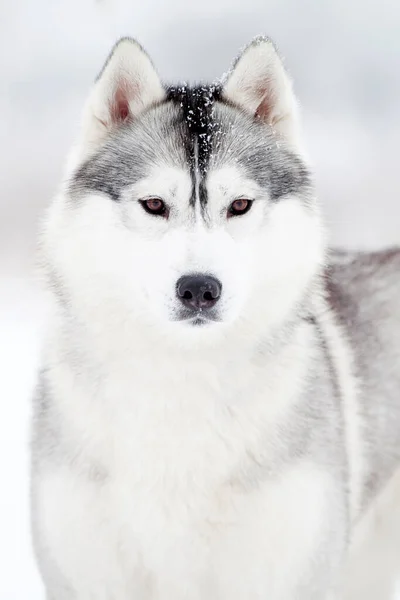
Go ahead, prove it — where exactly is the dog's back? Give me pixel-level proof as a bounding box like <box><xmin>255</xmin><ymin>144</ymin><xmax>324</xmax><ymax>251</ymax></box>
<box><xmin>328</xmin><ymin>249</ymin><xmax>400</xmax><ymax>510</ymax></box>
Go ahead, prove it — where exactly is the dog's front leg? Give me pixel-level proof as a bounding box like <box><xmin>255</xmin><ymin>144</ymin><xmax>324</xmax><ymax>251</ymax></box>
<box><xmin>209</xmin><ymin>460</ymin><xmax>349</xmax><ymax>600</ymax></box>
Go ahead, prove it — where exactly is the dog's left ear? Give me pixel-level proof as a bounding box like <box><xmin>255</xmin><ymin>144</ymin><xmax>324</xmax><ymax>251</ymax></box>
<box><xmin>222</xmin><ymin>37</ymin><xmax>300</xmax><ymax>147</ymax></box>
<box><xmin>80</xmin><ymin>37</ymin><xmax>165</xmax><ymax>153</ymax></box>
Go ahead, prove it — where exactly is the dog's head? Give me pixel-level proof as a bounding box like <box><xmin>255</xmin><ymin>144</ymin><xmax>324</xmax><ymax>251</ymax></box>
<box><xmin>44</xmin><ymin>37</ymin><xmax>324</xmax><ymax>345</ymax></box>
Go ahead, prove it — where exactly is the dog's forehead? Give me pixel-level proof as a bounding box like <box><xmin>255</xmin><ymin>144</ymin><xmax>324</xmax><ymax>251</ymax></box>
<box><xmin>70</xmin><ymin>85</ymin><xmax>311</xmax><ymax>204</ymax></box>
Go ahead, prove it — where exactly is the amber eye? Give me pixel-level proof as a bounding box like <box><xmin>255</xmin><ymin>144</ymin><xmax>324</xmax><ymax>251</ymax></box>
<box><xmin>140</xmin><ymin>198</ymin><xmax>168</xmax><ymax>217</ymax></box>
<box><xmin>227</xmin><ymin>198</ymin><xmax>253</xmax><ymax>218</ymax></box>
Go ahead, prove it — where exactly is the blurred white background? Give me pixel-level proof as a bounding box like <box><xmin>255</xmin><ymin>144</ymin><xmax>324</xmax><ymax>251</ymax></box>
<box><xmin>0</xmin><ymin>1</ymin><xmax>399</xmax><ymax>598</ymax></box>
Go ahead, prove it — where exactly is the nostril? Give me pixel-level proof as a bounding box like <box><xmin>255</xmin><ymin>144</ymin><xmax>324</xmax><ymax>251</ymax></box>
<box><xmin>203</xmin><ymin>291</ymin><xmax>214</xmax><ymax>302</ymax></box>
<box><xmin>183</xmin><ymin>290</ymin><xmax>193</xmax><ymax>300</ymax></box>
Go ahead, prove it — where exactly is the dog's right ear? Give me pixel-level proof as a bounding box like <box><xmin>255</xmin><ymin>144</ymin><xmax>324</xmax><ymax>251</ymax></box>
<box><xmin>222</xmin><ymin>37</ymin><xmax>301</xmax><ymax>148</ymax></box>
<box><xmin>80</xmin><ymin>38</ymin><xmax>165</xmax><ymax>153</ymax></box>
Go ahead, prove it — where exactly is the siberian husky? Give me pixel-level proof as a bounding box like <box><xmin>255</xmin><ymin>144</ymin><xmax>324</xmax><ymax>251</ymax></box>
<box><xmin>31</xmin><ymin>36</ymin><xmax>400</xmax><ymax>599</ymax></box>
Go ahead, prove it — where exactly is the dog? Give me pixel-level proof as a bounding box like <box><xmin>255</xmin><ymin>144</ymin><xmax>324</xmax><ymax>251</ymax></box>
<box><xmin>31</xmin><ymin>36</ymin><xmax>400</xmax><ymax>599</ymax></box>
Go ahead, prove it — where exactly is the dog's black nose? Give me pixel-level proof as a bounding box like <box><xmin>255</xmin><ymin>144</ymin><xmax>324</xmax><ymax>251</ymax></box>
<box><xmin>176</xmin><ymin>274</ymin><xmax>222</xmax><ymax>311</ymax></box>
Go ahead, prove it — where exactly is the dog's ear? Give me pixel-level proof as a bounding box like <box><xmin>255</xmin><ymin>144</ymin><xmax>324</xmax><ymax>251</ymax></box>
<box><xmin>80</xmin><ymin>38</ymin><xmax>164</xmax><ymax>152</ymax></box>
<box><xmin>222</xmin><ymin>37</ymin><xmax>300</xmax><ymax>147</ymax></box>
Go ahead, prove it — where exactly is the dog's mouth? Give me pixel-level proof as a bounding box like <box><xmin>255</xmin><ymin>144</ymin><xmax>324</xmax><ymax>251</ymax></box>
<box><xmin>188</xmin><ymin>315</ymin><xmax>214</xmax><ymax>327</ymax></box>
<box><xmin>174</xmin><ymin>308</ymin><xmax>221</xmax><ymax>325</ymax></box>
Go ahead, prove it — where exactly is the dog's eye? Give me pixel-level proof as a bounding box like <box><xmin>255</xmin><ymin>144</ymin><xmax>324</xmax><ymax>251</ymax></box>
<box><xmin>227</xmin><ymin>199</ymin><xmax>253</xmax><ymax>218</ymax></box>
<box><xmin>140</xmin><ymin>198</ymin><xmax>168</xmax><ymax>218</ymax></box>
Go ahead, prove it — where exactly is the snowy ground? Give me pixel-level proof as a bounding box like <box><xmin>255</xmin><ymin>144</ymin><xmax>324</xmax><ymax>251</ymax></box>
<box><xmin>1</xmin><ymin>0</ymin><xmax>400</xmax><ymax>598</ymax></box>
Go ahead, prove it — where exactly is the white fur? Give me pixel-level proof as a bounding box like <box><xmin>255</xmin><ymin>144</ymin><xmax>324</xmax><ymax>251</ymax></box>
<box><xmin>37</xmin><ymin>307</ymin><xmax>337</xmax><ymax>599</ymax></box>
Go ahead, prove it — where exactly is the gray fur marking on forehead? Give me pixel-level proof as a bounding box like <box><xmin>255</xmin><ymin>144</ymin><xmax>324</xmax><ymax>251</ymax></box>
<box><xmin>69</xmin><ymin>87</ymin><xmax>312</xmax><ymax>205</ymax></box>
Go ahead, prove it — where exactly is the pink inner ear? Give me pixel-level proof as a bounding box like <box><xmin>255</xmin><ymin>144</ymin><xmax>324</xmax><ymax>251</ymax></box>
<box><xmin>109</xmin><ymin>81</ymin><xmax>136</xmax><ymax>124</ymax></box>
<box><xmin>255</xmin><ymin>98</ymin><xmax>271</xmax><ymax>122</ymax></box>
<box><xmin>254</xmin><ymin>80</ymin><xmax>275</xmax><ymax>124</ymax></box>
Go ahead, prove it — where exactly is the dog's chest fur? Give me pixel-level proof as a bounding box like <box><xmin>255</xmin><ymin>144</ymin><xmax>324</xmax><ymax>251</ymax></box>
<box><xmin>34</xmin><ymin>319</ymin><xmax>342</xmax><ymax>599</ymax></box>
